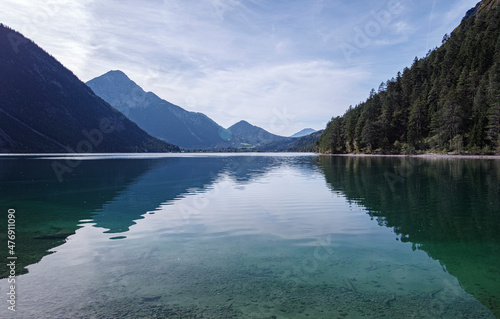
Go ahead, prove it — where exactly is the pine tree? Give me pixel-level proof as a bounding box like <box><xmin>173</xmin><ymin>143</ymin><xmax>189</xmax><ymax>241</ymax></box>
<box><xmin>407</xmin><ymin>97</ymin><xmax>425</xmax><ymax>146</ymax></box>
<box><xmin>469</xmin><ymin>77</ymin><xmax>489</xmax><ymax>149</ymax></box>
<box><xmin>486</xmin><ymin>35</ymin><xmax>500</xmax><ymax>150</ymax></box>
<box><xmin>317</xmin><ymin>2</ymin><xmax>500</xmax><ymax>154</ymax></box>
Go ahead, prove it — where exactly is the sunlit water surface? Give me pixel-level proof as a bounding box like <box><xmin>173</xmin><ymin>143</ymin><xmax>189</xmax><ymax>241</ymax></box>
<box><xmin>0</xmin><ymin>153</ymin><xmax>498</xmax><ymax>318</ymax></box>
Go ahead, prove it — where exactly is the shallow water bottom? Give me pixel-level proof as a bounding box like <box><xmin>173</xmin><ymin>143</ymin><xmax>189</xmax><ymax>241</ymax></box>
<box><xmin>11</xmin><ymin>228</ymin><xmax>494</xmax><ymax>319</ymax></box>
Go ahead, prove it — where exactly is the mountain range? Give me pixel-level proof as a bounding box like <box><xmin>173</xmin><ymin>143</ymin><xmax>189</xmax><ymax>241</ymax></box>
<box><xmin>0</xmin><ymin>24</ymin><xmax>178</xmax><ymax>153</ymax></box>
<box><xmin>0</xmin><ymin>25</ymin><xmax>316</xmax><ymax>153</ymax></box>
<box><xmin>87</xmin><ymin>71</ymin><xmax>315</xmax><ymax>150</ymax></box>
<box><xmin>290</xmin><ymin>128</ymin><xmax>316</xmax><ymax>138</ymax></box>
<box><xmin>86</xmin><ymin>71</ymin><xmax>238</xmax><ymax>150</ymax></box>
<box><xmin>227</xmin><ymin>120</ymin><xmax>288</xmax><ymax>146</ymax></box>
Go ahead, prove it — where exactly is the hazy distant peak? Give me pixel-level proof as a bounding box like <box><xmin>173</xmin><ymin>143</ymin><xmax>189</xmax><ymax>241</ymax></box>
<box><xmin>290</xmin><ymin>128</ymin><xmax>317</xmax><ymax>138</ymax></box>
<box><xmin>228</xmin><ymin>120</ymin><xmax>286</xmax><ymax>145</ymax></box>
<box><xmin>96</xmin><ymin>70</ymin><xmax>135</xmax><ymax>83</ymax></box>
<box><xmin>97</xmin><ymin>70</ymin><xmax>135</xmax><ymax>85</ymax></box>
<box><xmin>230</xmin><ymin>120</ymin><xmax>254</xmax><ymax>128</ymax></box>
<box><xmin>105</xmin><ymin>69</ymin><xmax>128</xmax><ymax>77</ymax></box>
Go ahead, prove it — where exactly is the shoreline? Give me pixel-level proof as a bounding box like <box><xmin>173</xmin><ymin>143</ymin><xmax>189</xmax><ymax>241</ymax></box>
<box><xmin>317</xmin><ymin>153</ymin><xmax>500</xmax><ymax>160</ymax></box>
<box><xmin>1</xmin><ymin>152</ymin><xmax>500</xmax><ymax>160</ymax></box>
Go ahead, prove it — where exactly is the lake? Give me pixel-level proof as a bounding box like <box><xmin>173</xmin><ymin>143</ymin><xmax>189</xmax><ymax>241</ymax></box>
<box><xmin>0</xmin><ymin>153</ymin><xmax>499</xmax><ymax>318</ymax></box>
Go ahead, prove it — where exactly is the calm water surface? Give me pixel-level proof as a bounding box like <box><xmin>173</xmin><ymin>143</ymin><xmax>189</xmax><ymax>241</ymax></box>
<box><xmin>0</xmin><ymin>153</ymin><xmax>499</xmax><ymax>318</ymax></box>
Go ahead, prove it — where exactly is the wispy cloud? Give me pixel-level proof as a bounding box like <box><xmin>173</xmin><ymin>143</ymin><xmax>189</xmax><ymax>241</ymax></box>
<box><xmin>0</xmin><ymin>0</ymin><xmax>93</xmax><ymax>77</ymax></box>
<box><xmin>442</xmin><ymin>0</ymin><xmax>477</xmax><ymax>26</ymax></box>
<box><xmin>0</xmin><ymin>0</ymin><xmax>479</xmax><ymax>135</ymax></box>
<box><xmin>162</xmin><ymin>60</ymin><xmax>370</xmax><ymax>134</ymax></box>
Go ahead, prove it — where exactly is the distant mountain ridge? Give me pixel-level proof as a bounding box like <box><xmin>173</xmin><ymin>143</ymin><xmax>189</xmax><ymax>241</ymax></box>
<box><xmin>228</xmin><ymin>120</ymin><xmax>287</xmax><ymax>146</ymax></box>
<box><xmin>87</xmin><ymin>71</ymin><xmax>236</xmax><ymax>149</ymax></box>
<box><xmin>290</xmin><ymin>128</ymin><xmax>317</xmax><ymax>138</ymax></box>
<box><xmin>85</xmin><ymin>68</ymin><xmax>322</xmax><ymax>151</ymax></box>
<box><xmin>0</xmin><ymin>24</ymin><xmax>177</xmax><ymax>153</ymax></box>
<box><xmin>289</xmin><ymin>130</ymin><xmax>324</xmax><ymax>152</ymax></box>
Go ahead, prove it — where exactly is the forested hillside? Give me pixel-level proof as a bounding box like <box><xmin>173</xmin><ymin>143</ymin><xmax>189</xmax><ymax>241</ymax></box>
<box><xmin>317</xmin><ymin>0</ymin><xmax>500</xmax><ymax>154</ymax></box>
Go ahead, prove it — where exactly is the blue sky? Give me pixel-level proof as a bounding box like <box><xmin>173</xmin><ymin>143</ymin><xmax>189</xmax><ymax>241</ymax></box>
<box><xmin>1</xmin><ymin>0</ymin><xmax>479</xmax><ymax>136</ymax></box>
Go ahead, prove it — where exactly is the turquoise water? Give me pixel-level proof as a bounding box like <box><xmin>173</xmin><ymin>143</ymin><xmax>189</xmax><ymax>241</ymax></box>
<box><xmin>0</xmin><ymin>154</ymin><xmax>498</xmax><ymax>318</ymax></box>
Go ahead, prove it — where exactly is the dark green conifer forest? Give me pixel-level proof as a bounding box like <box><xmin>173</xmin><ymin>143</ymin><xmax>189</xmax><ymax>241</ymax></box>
<box><xmin>316</xmin><ymin>0</ymin><xmax>500</xmax><ymax>154</ymax></box>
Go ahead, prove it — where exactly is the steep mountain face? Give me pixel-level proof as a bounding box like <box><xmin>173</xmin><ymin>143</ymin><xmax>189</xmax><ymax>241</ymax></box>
<box><xmin>228</xmin><ymin>120</ymin><xmax>287</xmax><ymax>146</ymax></box>
<box><xmin>0</xmin><ymin>25</ymin><xmax>178</xmax><ymax>153</ymax></box>
<box><xmin>462</xmin><ymin>0</ymin><xmax>499</xmax><ymax>20</ymax></box>
<box><xmin>290</xmin><ymin>128</ymin><xmax>317</xmax><ymax>138</ymax></box>
<box><xmin>86</xmin><ymin>71</ymin><xmax>235</xmax><ymax>149</ymax></box>
<box><xmin>317</xmin><ymin>0</ymin><xmax>500</xmax><ymax>154</ymax></box>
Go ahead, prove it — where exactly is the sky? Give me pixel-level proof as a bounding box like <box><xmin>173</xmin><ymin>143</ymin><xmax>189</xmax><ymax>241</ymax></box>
<box><xmin>0</xmin><ymin>0</ymin><xmax>479</xmax><ymax>136</ymax></box>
